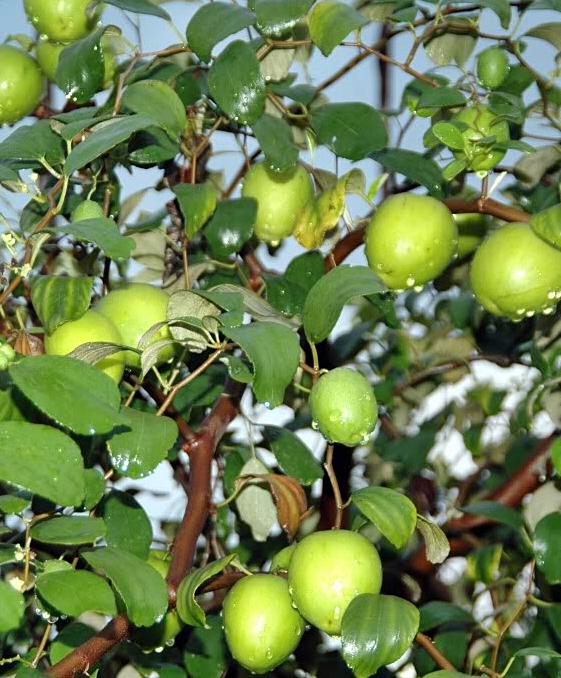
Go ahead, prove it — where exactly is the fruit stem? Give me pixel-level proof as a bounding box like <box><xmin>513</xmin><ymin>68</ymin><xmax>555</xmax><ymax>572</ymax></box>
<box><xmin>323</xmin><ymin>444</ymin><xmax>343</xmax><ymax>529</ymax></box>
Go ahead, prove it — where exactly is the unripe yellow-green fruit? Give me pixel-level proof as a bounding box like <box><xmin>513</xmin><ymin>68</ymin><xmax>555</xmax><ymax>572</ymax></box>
<box><xmin>24</xmin><ymin>0</ymin><xmax>104</xmax><ymax>44</ymax></box>
<box><xmin>0</xmin><ymin>45</ymin><xmax>44</xmax><ymax>126</ymax></box>
<box><xmin>476</xmin><ymin>47</ymin><xmax>509</xmax><ymax>90</ymax></box>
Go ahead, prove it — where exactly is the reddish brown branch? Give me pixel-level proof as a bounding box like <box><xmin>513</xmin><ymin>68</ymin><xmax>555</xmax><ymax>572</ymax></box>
<box><xmin>415</xmin><ymin>632</ymin><xmax>456</xmax><ymax>670</ymax></box>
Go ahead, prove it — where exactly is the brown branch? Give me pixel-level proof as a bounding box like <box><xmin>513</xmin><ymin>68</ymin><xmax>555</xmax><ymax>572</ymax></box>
<box><xmin>415</xmin><ymin>632</ymin><xmax>456</xmax><ymax>670</ymax></box>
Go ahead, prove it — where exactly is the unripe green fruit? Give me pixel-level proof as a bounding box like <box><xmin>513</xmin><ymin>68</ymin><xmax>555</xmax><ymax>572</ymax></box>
<box><xmin>24</xmin><ymin>0</ymin><xmax>103</xmax><ymax>44</ymax></box>
<box><xmin>477</xmin><ymin>47</ymin><xmax>509</xmax><ymax>90</ymax></box>
<box><xmin>450</xmin><ymin>105</ymin><xmax>510</xmax><ymax>173</ymax></box>
<box><xmin>71</xmin><ymin>199</ymin><xmax>105</xmax><ymax>222</ymax></box>
<box><xmin>223</xmin><ymin>574</ymin><xmax>306</xmax><ymax>674</ymax></box>
<box><xmin>95</xmin><ymin>283</ymin><xmax>174</xmax><ymax>369</ymax></box>
<box><xmin>365</xmin><ymin>194</ymin><xmax>458</xmax><ymax>291</ymax></box>
<box><xmin>241</xmin><ymin>162</ymin><xmax>314</xmax><ymax>244</ymax></box>
<box><xmin>310</xmin><ymin>368</ymin><xmax>378</xmax><ymax>447</ymax></box>
<box><xmin>288</xmin><ymin>530</ymin><xmax>383</xmax><ymax>636</ymax></box>
<box><xmin>0</xmin><ymin>342</ymin><xmax>16</xmax><ymax>364</ymax></box>
<box><xmin>455</xmin><ymin>212</ymin><xmax>490</xmax><ymax>258</ymax></box>
<box><xmin>470</xmin><ymin>223</ymin><xmax>561</xmax><ymax>320</ymax></box>
<box><xmin>0</xmin><ymin>45</ymin><xmax>44</xmax><ymax>126</ymax></box>
<box><xmin>44</xmin><ymin>309</ymin><xmax>125</xmax><ymax>383</ymax></box>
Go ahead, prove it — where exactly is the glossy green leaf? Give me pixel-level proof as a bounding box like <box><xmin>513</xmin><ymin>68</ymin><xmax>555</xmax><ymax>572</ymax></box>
<box><xmin>534</xmin><ymin>512</ymin><xmax>561</xmax><ymax>583</ymax></box>
<box><xmin>352</xmin><ymin>486</ymin><xmax>417</xmax><ymax>549</ymax></box>
<box><xmin>30</xmin><ymin>516</ymin><xmax>105</xmax><ymax>545</ymax></box>
<box><xmin>311</xmin><ymin>103</ymin><xmax>387</xmax><ymax>160</ymax></box>
<box><xmin>303</xmin><ymin>265</ymin><xmax>385</xmax><ymax>343</ymax></box>
<box><xmin>286</xmin><ymin>250</ymin><xmax>324</xmax><ymax>292</ymax></box>
<box><xmin>208</xmin><ymin>41</ymin><xmax>266</xmax><ymax>126</ymax></box>
<box><xmin>525</xmin><ymin>22</ymin><xmax>561</xmax><ymax>50</ymax></box>
<box><xmin>107</xmin><ymin>407</ymin><xmax>178</xmax><ymax>479</ymax></box>
<box><xmin>513</xmin><ymin>646</ymin><xmax>561</xmax><ymax>659</ymax></box>
<box><xmin>254</xmin><ymin>0</ymin><xmax>314</xmax><ymax>36</ymax></box>
<box><xmin>0</xmin><ymin>493</ymin><xmax>31</xmax><ymax>515</ymax></box>
<box><xmin>100</xmin><ymin>490</ymin><xmax>152</xmax><ymax>558</ymax></box>
<box><xmin>203</xmin><ymin>198</ymin><xmax>256</xmax><ymax>257</ymax></box>
<box><xmin>253</xmin><ymin>114</ymin><xmax>298</xmax><ymax>172</ymax></box>
<box><xmin>177</xmin><ymin>554</ymin><xmax>237</xmax><ymax>627</ymax></box>
<box><xmin>371</xmin><ymin>148</ymin><xmax>444</xmax><ymax>197</ymax></box>
<box><xmin>55</xmin><ymin>217</ymin><xmax>136</xmax><ymax>260</ymax></box>
<box><xmin>0</xmin><ymin>422</ymin><xmax>84</xmax><ymax>507</ymax></box>
<box><xmin>186</xmin><ymin>2</ymin><xmax>256</xmax><ymax>63</ymax></box>
<box><xmin>0</xmin><ymin>120</ymin><xmax>65</xmax><ymax>167</ymax></box>
<box><xmin>83</xmin><ymin>468</ymin><xmax>106</xmax><ymax>511</ymax></box>
<box><xmin>31</xmin><ymin>276</ymin><xmax>94</xmax><ymax>335</ymax></box>
<box><xmin>417</xmin><ymin>87</ymin><xmax>467</xmax><ymax>111</ymax></box>
<box><xmin>458</xmin><ymin>501</ymin><xmax>523</xmax><ymax>530</ymax></box>
<box><xmin>15</xmin><ymin>670</ymin><xmax>48</xmax><ymax>678</ymax></box>
<box><xmin>9</xmin><ymin>355</ymin><xmax>121</xmax><ymax>436</ymax></box>
<box><xmin>36</xmin><ymin>570</ymin><xmax>117</xmax><ymax>617</ymax></box>
<box><xmin>184</xmin><ymin>615</ymin><xmax>228</xmax><ymax>678</ymax></box>
<box><xmin>417</xmin><ymin>515</ymin><xmax>450</xmax><ymax>564</ymax></box>
<box><xmin>419</xmin><ymin>601</ymin><xmax>474</xmax><ymax>632</ymax></box>
<box><xmin>421</xmin><ymin>672</ymin><xmax>471</xmax><ymax>678</ymax></box>
<box><xmin>341</xmin><ymin>593</ymin><xmax>420</xmax><ymax>677</ymax></box>
<box><xmin>207</xmin><ymin>284</ymin><xmax>300</xmax><ymax>328</ymax></box>
<box><xmin>82</xmin><ymin>547</ymin><xmax>168</xmax><ymax>627</ymax></box>
<box><xmin>530</xmin><ymin>204</ymin><xmax>561</xmax><ymax>249</ymax></box>
<box><xmin>55</xmin><ymin>27</ymin><xmax>105</xmax><ymax>104</ymax></box>
<box><xmin>309</xmin><ymin>1</ymin><xmax>368</xmax><ymax>56</ymax></box>
<box><xmin>104</xmin><ymin>0</ymin><xmax>170</xmax><ymax>19</ymax></box>
<box><xmin>263</xmin><ymin>425</ymin><xmax>323</xmax><ymax>485</ymax></box>
<box><xmin>431</xmin><ymin>122</ymin><xmax>466</xmax><ymax>150</ymax></box>
<box><xmin>49</xmin><ymin>622</ymin><xmax>97</xmax><ymax>665</ymax></box>
<box><xmin>424</xmin><ymin>20</ymin><xmax>477</xmax><ymax>67</ymax></box>
<box><xmin>122</xmin><ymin>80</ymin><xmax>187</xmax><ymax>140</ymax></box>
<box><xmin>0</xmin><ymin>580</ymin><xmax>24</xmax><ymax>633</ymax></box>
<box><xmin>173</xmin><ymin>184</ymin><xmax>219</xmax><ymax>238</ymax></box>
<box><xmin>0</xmin><ymin>545</ymin><xmax>18</xmax><ymax>567</ymax></box>
<box><xmin>167</xmin><ymin>290</ymin><xmax>220</xmax><ymax>351</ymax></box>
<box><xmin>222</xmin><ymin>322</ymin><xmax>300</xmax><ymax>407</ymax></box>
<box><xmin>65</xmin><ymin>114</ymin><xmax>156</xmax><ymax>175</ymax></box>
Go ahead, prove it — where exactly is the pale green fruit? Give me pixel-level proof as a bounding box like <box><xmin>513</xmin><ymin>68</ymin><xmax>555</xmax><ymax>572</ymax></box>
<box><xmin>0</xmin><ymin>45</ymin><xmax>43</xmax><ymax>126</ymax></box>
<box><xmin>71</xmin><ymin>199</ymin><xmax>105</xmax><ymax>222</ymax></box>
<box><xmin>24</xmin><ymin>0</ymin><xmax>103</xmax><ymax>44</ymax></box>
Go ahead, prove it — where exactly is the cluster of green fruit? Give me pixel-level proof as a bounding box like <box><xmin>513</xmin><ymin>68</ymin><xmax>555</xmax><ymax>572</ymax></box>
<box><xmin>0</xmin><ymin>338</ymin><xmax>17</xmax><ymax>370</ymax></box>
<box><xmin>0</xmin><ymin>0</ymin><xmax>113</xmax><ymax>126</ymax></box>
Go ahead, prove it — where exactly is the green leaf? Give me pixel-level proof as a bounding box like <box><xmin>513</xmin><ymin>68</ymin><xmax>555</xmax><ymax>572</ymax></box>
<box><xmin>203</xmin><ymin>198</ymin><xmax>256</xmax><ymax>257</ymax></box>
<box><xmin>303</xmin><ymin>265</ymin><xmax>385</xmax><ymax>343</ymax></box>
<box><xmin>36</xmin><ymin>570</ymin><xmax>117</xmax><ymax>617</ymax></box>
<box><xmin>9</xmin><ymin>355</ymin><xmax>121</xmax><ymax>436</ymax></box>
<box><xmin>421</xmin><ymin>672</ymin><xmax>471</xmax><ymax>678</ymax></box>
<box><xmin>341</xmin><ymin>593</ymin><xmax>420</xmax><ymax>678</ymax></box>
<box><xmin>30</xmin><ymin>516</ymin><xmax>106</xmax><ymax>545</ymax></box>
<box><xmin>176</xmin><ymin>554</ymin><xmax>237</xmax><ymax>627</ymax></box>
<box><xmin>65</xmin><ymin>114</ymin><xmax>156</xmax><ymax>175</ymax></box>
<box><xmin>419</xmin><ymin>601</ymin><xmax>474</xmax><ymax>632</ymax></box>
<box><xmin>100</xmin><ymin>490</ymin><xmax>152</xmax><ymax>559</ymax></box>
<box><xmin>184</xmin><ymin>615</ymin><xmax>228</xmax><ymax>678</ymax></box>
<box><xmin>423</xmin><ymin>20</ymin><xmax>477</xmax><ymax>67</ymax></box>
<box><xmin>122</xmin><ymin>80</ymin><xmax>187</xmax><ymax>140</ymax></box>
<box><xmin>417</xmin><ymin>515</ymin><xmax>450</xmax><ymax>564</ymax></box>
<box><xmin>352</xmin><ymin>486</ymin><xmax>417</xmax><ymax>549</ymax></box>
<box><xmin>0</xmin><ymin>493</ymin><xmax>31</xmax><ymax>515</ymax></box>
<box><xmin>103</xmin><ymin>0</ymin><xmax>170</xmax><ymax>20</ymax></box>
<box><xmin>253</xmin><ymin>114</ymin><xmax>298</xmax><ymax>172</ymax></box>
<box><xmin>0</xmin><ymin>422</ymin><xmax>85</xmax><ymax>507</ymax></box>
<box><xmin>525</xmin><ymin>22</ymin><xmax>561</xmax><ymax>51</ymax></box>
<box><xmin>49</xmin><ymin>622</ymin><xmax>97</xmax><ymax>665</ymax></box>
<box><xmin>431</xmin><ymin>121</ymin><xmax>466</xmax><ymax>150</ymax></box>
<box><xmin>370</xmin><ymin>148</ymin><xmax>444</xmax><ymax>197</ymax></box>
<box><xmin>83</xmin><ymin>468</ymin><xmax>105</xmax><ymax>511</ymax></box>
<box><xmin>207</xmin><ymin>284</ymin><xmax>300</xmax><ymax>328</ymax></box>
<box><xmin>254</xmin><ymin>0</ymin><xmax>314</xmax><ymax>37</ymax></box>
<box><xmin>513</xmin><ymin>647</ymin><xmax>561</xmax><ymax>659</ymax></box>
<box><xmin>311</xmin><ymin>103</ymin><xmax>387</xmax><ymax>160</ymax></box>
<box><xmin>186</xmin><ymin>3</ymin><xmax>256</xmax><ymax>63</ymax></box>
<box><xmin>0</xmin><ymin>120</ymin><xmax>65</xmax><ymax>167</ymax></box>
<box><xmin>222</xmin><ymin>322</ymin><xmax>300</xmax><ymax>407</ymax></box>
<box><xmin>417</xmin><ymin>87</ymin><xmax>467</xmax><ymax>111</ymax></box>
<box><xmin>530</xmin><ymin>204</ymin><xmax>561</xmax><ymax>249</ymax></box>
<box><xmin>31</xmin><ymin>276</ymin><xmax>94</xmax><ymax>334</ymax></box>
<box><xmin>82</xmin><ymin>546</ymin><xmax>168</xmax><ymax>627</ymax></box>
<box><xmin>0</xmin><ymin>580</ymin><xmax>24</xmax><ymax>633</ymax></box>
<box><xmin>55</xmin><ymin>27</ymin><xmax>105</xmax><ymax>104</ymax></box>
<box><xmin>208</xmin><ymin>41</ymin><xmax>266</xmax><ymax>126</ymax></box>
<box><xmin>309</xmin><ymin>1</ymin><xmax>368</xmax><ymax>56</ymax></box>
<box><xmin>442</xmin><ymin>158</ymin><xmax>468</xmax><ymax>181</ymax></box>
<box><xmin>173</xmin><ymin>184</ymin><xmax>219</xmax><ymax>238</ymax></box>
<box><xmin>16</xmin><ymin>671</ymin><xmax>49</xmax><ymax>678</ymax></box>
<box><xmin>107</xmin><ymin>407</ymin><xmax>178</xmax><ymax>479</ymax></box>
<box><xmin>458</xmin><ymin>501</ymin><xmax>523</xmax><ymax>530</ymax></box>
<box><xmin>263</xmin><ymin>425</ymin><xmax>323</xmax><ymax>485</ymax></box>
<box><xmin>55</xmin><ymin>217</ymin><xmax>136</xmax><ymax>260</ymax></box>
<box><xmin>286</xmin><ymin>250</ymin><xmax>324</xmax><ymax>292</ymax></box>
<box><xmin>534</xmin><ymin>512</ymin><xmax>561</xmax><ymax>584</ymax></box>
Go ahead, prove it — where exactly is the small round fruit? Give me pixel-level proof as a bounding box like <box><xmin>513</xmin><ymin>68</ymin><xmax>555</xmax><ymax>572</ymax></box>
<box><xmin>36</xmin><ymin>36</ymin><xmax>117</xmax><ymax>88</ymax></box>
<box><xmin>71</xmin><ymin>199</ymin><xmax>105</xmax><ymax>222</ymax></box>
<box><xmin>95</xmin><ymin>283</ymin><xmax>174</xmax><ymax>368</ymax></box>
<box><xmin>455</xmin><ymin>212</ymin><xmax>491</xmax><ymax>258</ymax></box>
<box><xmin>470</xmin><ymin>223</ymin><xmax>561</xmax><ymax>320</ymax></box>
<box><xmin>477</xmin><ymin>47</ymin><xmax>509</xmax><ymax>90</ymax></box>
<box><xmin>223</xmin><ymin>574</ymin><xmax>306</xmax><ymax>674</ymax></box>
<box><xmin>24</xmin><ymin>0</ymin><xmax>103</xmax><ymax>44</ymax></box>
<box><xmin>365</xmin><ymin>193</ymin><xmax>458</xmax><ymax>290</ymax></box>
<box><xmin>44</xmin><ymin>309</ymin><xmax>125</xmax><ymax>383</ymax></box>
<box><xmin>310</xmin><ymin>368</ymin><xmax>378</xmax><ymax>447</ymax></box>
<box><xmin>450</xmin><ymin>105</ymin><xmax>510</xmax><ymax>173</ymax></box>
<box><xmin>0</xmin><ymin>45</ymin><xmax>43</xmax><ymax>126</ymax></box>
<box><xmin>288</xmin><ymin>530</ymin><xmax>382</xmax><ymax>636</ymax></box>
<box><xmin>241</xmin><ymin>162</ymin><xmax>314</xmax><ymax>244</ymax></box>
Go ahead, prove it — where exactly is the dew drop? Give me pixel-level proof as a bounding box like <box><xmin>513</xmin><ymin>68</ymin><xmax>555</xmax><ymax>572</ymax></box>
<box><xmin>266</xmin><ymin>647</ymin><xmax>273</xmax><ymax>659</ymax></box>
<box><xmin>311</xmin><ymin>420</ymin><xmax>319</xmax><ymax>431</ymax></box>
<box><xmin>333</xmin><ymin>606</ymin><xmax>341</xmax><ymax>621</ymax></box>
<box><xmin>526</xmin><ymin>310</ymin><xmax>535</xmax><ymax>318</ymax></box>
<box><xmin>406</xmin><ymin>276</ymin><xmax>415</xmax><ymax>287</ymax></box>
<box><xmin>413</xmin><ymin>285</ymin><xmax>423</xmax><ymax>292</ymax></box>
<box><xmin>547</xmin><ymin>290</ymin><xmax>556</xmax><ymax>300</ymax></box>
<box><xmin>543</xmin><ymin>306</ymin><xmax>555</xmax><ymax>315</ymax></box>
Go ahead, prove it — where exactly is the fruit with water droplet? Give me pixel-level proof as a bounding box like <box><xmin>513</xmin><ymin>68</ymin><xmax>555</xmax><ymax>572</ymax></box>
<box><xmin>309</xmin><ymin>368</ymin><xmax>378</xmax><ymax>447</ymax></box>
<box><xmin>241</xmin><ymin>162</ymin><xmax>314</xmax><ymax>243</ymax></box>
<box><xmin>477</xmin><ymin>47</ymin><xmax>509</xmax><ymax>90</ymax></box>
<box><xmin>470</xmin><ymin>223</ymin><xmax>561</xmax><ymax>320</ymax></box>
<box><xmin>44</xmin><ymin>309</ymin><xmax>125</xmax><ymax>383</ymax></box>
<box><xmin>223</xmin><ymin>574</ymin><xmax>306</xmax><ymax>674</ymax></box>
<box><xmin>450</xmin><ymin>105</ymin><xmax>510</xmax><ymax>173</ymax></box>
<box><xmin>0</xmin><ymin>45</ymin><xmax>43</xmax><ymax>126</ymax></box>
<box><xmin>24</xmin><ymin>0</ymin><xmax>103</xmax><ymax>44</ymax></box>
<box><xmin>365</xmin><ymin>193</ymin><xmax>458</xmax><ymax>290</ymax></box>
<box><xmin>71</xmin><ymin>199</ymin><xmax>105</xmax><ymax>222</ymax></box>
<box><xmin>288</xmin><ymin>530</ymin><xmax>383</xmax><ymax>636</ymax></box>
<box><xmin>95</xmin><ymin>283</ymin><xmax>174</xmax><ymax>369</ymax></box>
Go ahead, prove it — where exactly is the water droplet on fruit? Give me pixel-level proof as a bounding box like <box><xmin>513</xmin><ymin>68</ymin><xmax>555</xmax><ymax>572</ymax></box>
<box><xmin>547</xmin><ymin>290</ymin><xmax>556</xmax><ymax>300</ymax></box>
<box><xmin>406</xmin><ymin>276</ymin><xmax>415</xmax><ymax>287</ymax></box>
<box><xmin>526</xmin><ymin>310</ymin><xmax>535</xmax><ymax>318</ymax></box>
<box><xmin>413</xmin><ymin>285</ymin><xmax>423</xmax><ymax>292</ymax></box>
<box><xmin>165</xmin><ymin>638</ymin><xmax>175</xmax><ymax>647</ymax></box>
<box><xmin>270</xmin><ymin>239</ymin><xmax>280</xmax><ymax>247</ymax></box>
<box><xmin>266</xmin><ymin>647</ymin><xmax>273</xmax><ymax>659</ymax></box>
<box><xmin>311</xmin><ymin>420</ymin><xmax>319</xmax><ymax>430</ymax></box>
<box><xmin>329</xmin><ymin>412</ymin><xmax>338</xmax><ymax>422</ymax></box>
<box><xmin>515</xmin><ymin>308</ymin><xmax>526</xmax><ymax>317</ymax></box>
<box><xmin>333</xmin><ymin>606</ymin><xmax>341</xmax><ymax>621</ymax></box>
<box><xmin>543</xmin><ymin>306</ymin><xmax>555</xmax><ymax>315</ymax></box>
<box><xmin>556</xmin><ymin>290</ymin><xmax>561</xmax><ymax>300</ymax></box>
